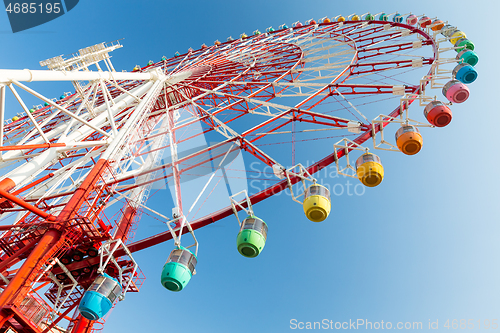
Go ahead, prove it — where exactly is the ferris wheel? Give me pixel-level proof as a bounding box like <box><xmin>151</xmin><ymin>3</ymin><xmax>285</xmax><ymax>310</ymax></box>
<box><xmin>0</xmin><ymin>11</ymin><xmax>478</xmax><ymax>333</ymax></box>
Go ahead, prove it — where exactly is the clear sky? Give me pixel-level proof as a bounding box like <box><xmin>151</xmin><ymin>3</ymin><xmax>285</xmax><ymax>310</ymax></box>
<box><xmin>1</xmin><ymin>0</ymin><xmax>499</xmax><ymax>332</ymax></box>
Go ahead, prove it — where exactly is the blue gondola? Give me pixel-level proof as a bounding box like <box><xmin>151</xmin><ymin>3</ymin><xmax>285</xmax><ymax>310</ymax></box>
<box><xmin>78</xmin><ymin>273</ymin><xmax>122</xmax><ymax>321</ymax></box>
<box><xmin>393</xmin><ymin>14</ymin><xmax>403</xmax><ymax>23</ymax></box>
<box><xmin>452</xmin><ymin>63</ymin><xmax>478</xmax><ymax>84</ymax></box>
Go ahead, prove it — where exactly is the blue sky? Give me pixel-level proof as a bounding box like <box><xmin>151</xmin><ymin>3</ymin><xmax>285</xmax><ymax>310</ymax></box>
<box><xmin>1</xmin><ymin>0</ymin><xmax>499</xmax><ymax>332</ymax></box>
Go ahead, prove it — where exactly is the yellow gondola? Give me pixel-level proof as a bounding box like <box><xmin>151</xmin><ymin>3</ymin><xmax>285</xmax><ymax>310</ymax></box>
<box><xmin>450</xmin><ymin>31</ymin><xmax>466</xmax><ymax>45</ymax></box>
<box><xmin>303</xmin><ymin>184</ymin><xmax>331</xmax><ymax>222</ymax></box>
<box><xmin>355</xmin><ymin>153</ymin><xmax>384</xmax><ymax>187</ymax></box>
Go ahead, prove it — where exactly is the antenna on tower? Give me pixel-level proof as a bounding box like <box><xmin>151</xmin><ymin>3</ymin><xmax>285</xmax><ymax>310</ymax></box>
<box><xmin>39</xmin><ymin>39</ymin><xmax>124</xmax><ymax>72</ymax></box>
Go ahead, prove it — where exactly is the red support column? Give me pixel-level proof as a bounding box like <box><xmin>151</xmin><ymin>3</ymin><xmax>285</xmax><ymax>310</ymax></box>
<box><xmin>0</xmin><ymin>237</ymin><xmax>41</xmax><ymax>274</ymax></box>
<box><xmin>56</xmin><ymin>159</ymin><xmax>109</xmax><ymax>222</ymax></box>
<box><xmin>114</xmin><ymin>205</ymin><xmax>137</xmax><ymax>242</ymax></box>
<box><xmin>0</xmin><ymin>159</ymin><xmax>111</xmax><ymax>329</ymax></box>
<box><xmin>0</xmin><ymin>187</ymin><xmax>56</xmax><ymax>221</ymax></box>
<box><xmin>72</xmin><ymin>315</ymin><xmax>93</xmax><ymax>333</ymax></box>
<box><xmin>0</xmin><ymin>178</ymin><xmax>15</xmax><ymax>192</ymax></box>
<box><xmin>0</xmin><ymin>228</ymin><xmax>61</xmax><ymax>327</ymax></box>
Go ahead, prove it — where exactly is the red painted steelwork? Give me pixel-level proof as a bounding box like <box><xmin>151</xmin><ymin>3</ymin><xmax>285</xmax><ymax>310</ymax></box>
<box><xmin>0</xmin><ymin>18</ymin><xmax>441</xmax><ymax>333</ymax></box>
<box><xmin>41</xmin><ymin>301</ymin><xmax>78</xmax><ymax>333</ymax></box>
<box><xmin>114</xmin><ymin>205</ymin><xmax>137</xmax><ymax>242</ymax></box>
<box><xmin>56</xmin><ymin>159</ymin><xmax>109</xmax><ymax>223</ymax></box>
<box><xmin>0</xmin><ymin>188</ymin><xmax>56</xmax><ymax>221</ymax></box>
<box><xmin>0</xmin><ymin>143</ymin><xmax>65</xmax><ymax>151</ymax></box>
<box><xmin>0</xmin><ymin>178</ymin><xmax>15</xmax><ymax>192</ymax></box>
<box><xmin>123</xmin><ymin>85</ymin><xmax>430</xmax><ymax>255</ymax></box>
<box><xmin>0</xmin><ymin>237</ymin><xmax>40</xmax><ymax>276</ymax></box>
<box><xmin>0</xmin><ymin>229</ymin><xmax>61</xmax><ymax>326</ymax></box>
<box><xmin>72</xmin><ymin>315</ymin><xmax>92</xmax><ymax>333</ymax></box>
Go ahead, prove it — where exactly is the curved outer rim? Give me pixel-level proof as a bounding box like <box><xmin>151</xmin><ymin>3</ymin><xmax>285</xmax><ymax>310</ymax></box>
<box><xmin>123</xmin><ymin>19</ymin><xmax>439</xmax><ymax>255</ymax></box>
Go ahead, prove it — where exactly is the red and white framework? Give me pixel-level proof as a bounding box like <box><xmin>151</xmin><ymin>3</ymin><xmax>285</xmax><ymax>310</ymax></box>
<box><xmin>0</xmin><ymin>14</ymin><xmax>467</xmax><ymax>332</ymax></box>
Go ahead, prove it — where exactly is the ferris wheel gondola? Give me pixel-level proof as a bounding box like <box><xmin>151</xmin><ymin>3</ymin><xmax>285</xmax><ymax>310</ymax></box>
<box><xmin>0</xmin><ymin>11</ymin><xmax>479</xmax><ymax>332</ymax></box>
